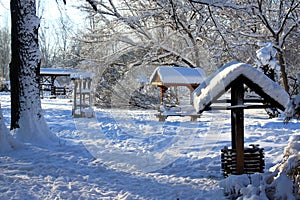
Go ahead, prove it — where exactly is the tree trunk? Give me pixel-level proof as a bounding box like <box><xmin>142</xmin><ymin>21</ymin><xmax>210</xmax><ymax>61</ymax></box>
<box><xmin>9</xmin><ymin>0</ymin><xmax>57</xmax><ymax>144</ymax></box>
<box><xmin>277</xmin><ymin>49</ymin><xmax>290</xmax><ymax>94</ymax></box>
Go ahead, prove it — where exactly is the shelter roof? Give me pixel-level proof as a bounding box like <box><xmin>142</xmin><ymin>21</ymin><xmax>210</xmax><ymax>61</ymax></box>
<box><xmin>40</xmin><ymin>68</ymin><xmax>77</xmax><ymax>76</ymax></box>
<box><xmin>149</xmin><ymin>66</ymin><xmax>206</xmax><ymax>87</ymax></box>
<box><xmin>192</xmin><ymin>62</ymin><xmax>290</xmax><ymax>113</ymax></box>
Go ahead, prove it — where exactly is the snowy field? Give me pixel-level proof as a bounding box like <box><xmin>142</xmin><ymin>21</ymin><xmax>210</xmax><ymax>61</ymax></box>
<box><xmin>0</xmin><ymin>93</ymin><xmax>299</xmax><ymax>199</ymax></box>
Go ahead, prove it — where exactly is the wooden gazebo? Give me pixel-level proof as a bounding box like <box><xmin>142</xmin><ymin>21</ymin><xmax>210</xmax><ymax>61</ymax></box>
<box><xmin>150</xmin><ymin>66</ymin><xmax>206</xmax><ymax>104</ymax></box>
<box><xmin>192</xmin><ymin>62</ymin><xmax>289</xmax><ymax>176</ymax></box>
<box><xmin>150</xmin><ymin>66</ymin><xmax>206</xmax><ymax>121</ymax></box>
<box><xmin>39</xmin><ymin>68</ymin><xmax>76</xmax><ymax>98</ymax></box>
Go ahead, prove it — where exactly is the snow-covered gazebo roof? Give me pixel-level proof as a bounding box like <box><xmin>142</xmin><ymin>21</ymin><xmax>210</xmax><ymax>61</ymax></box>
<box><xmin>40</xmin><ymin>68</ymin><xmax>77</xmax><ymax>76</ymax></box>
<box><xmin>192</xmin><ymin>62</ymin><xmax>290</xmax><ymax>113</ymax></box>
<box><xmin>150</xmin><ymin>66</ymin><xmax>206</xmax><ymax>88</ymax></box>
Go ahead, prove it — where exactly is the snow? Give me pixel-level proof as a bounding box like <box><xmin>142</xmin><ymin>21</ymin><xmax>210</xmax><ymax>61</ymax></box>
<box><xmin>192</xmin><ymin>62</ymin><xmax>290</xmax><ymax>113</ymax></box>
<box><xmin>161</xmin><ymin>105</ymin><xmax>199</xmax><ymax>116</ymax></box>
<box><xmin>0</xmin><ymin>104</ymin><xmax>14</xmax><ymax>152</ymax></box>
<box><xmin>256</xmin><ymin>42</ymin><xmax>279</xmax><ymax>71</ymax></box>
<box><xmin>70</xmin><ymin>72</ymin><xmax>94</xmax><ymax>79</ymax></box>
<box><xmin>221</xmin><ymin>134</ymin><xmax>300</xmax><ymax>199</ymax></box>
<box><xmin>285</xmin><ymin>94</ymin><xmax>300</xmax><ymax>121</ymax></box>
<box><xmin>150</xmin><ymin>66</ymin><xmax>206</xmax><ymax>85</ymax></box>
<box><xmin>0</xmin><ymin>92</ymin><xmax>299</xmax><ymax>199</ymax></box>
<box><xmin>40</xmin><ymin>68</ymin><xmax>77</xmax><ymax>76</ymax></box>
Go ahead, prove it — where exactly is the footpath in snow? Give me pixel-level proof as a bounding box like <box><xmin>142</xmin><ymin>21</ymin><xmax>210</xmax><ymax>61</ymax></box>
<box><xmin>0</xmin><ymin>93</ymin><xmax>299</xmax><ymax>199</ymax></box>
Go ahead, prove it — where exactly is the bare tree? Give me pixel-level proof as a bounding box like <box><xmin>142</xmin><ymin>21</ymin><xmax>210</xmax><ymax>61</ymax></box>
<box><xmin>0</xmin><ymin>28</ymin><xmax>10</xmax><ymax>79</ymax></box>
<box><xmin>74</xmin><ymin>0</ymin><xmax>215</xmax><ymax>106</ymax></box>
<box><xmin>253</xmin><ymin>0</ymin><xmax>300</xmax><ymax>94</ymax></box>
<box><xmin>78</xmin><ymin>0</ymin><xmax>212</xmax><ymax>69</ymax></box>
<box><xmin>190</xmin><ymin>0</ymin><xmax>300</xmax><ymax>94</ymax></box>
<box><xmin>74</xmin><ymin>0</ymin><xmax>299</xmax><ymax>109</ymax></box>
<box><xmin>37</xmin><ymin>1</ymin><xmax>79</xmax><ymax>68</ymax></box>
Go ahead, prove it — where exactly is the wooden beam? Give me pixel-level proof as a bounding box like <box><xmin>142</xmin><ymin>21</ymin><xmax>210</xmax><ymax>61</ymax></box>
<box><xmin>231</xmin><ymin>82</ymin><xmax>245</xmax><ymax>174</ymax></box>
<box><xmin>213</xmin><ymin>98</ymin><xmax>266</xmax><ymax>104</ymax></box>
<box><xmin>50</xmin><ymin>76</ymin><xmax>56</xmax><ymax>96</ymax></box>
<box><xmin>206</xmin><ymin>104</ymin><xmax>273</xmax><ymax>110</ymax></box>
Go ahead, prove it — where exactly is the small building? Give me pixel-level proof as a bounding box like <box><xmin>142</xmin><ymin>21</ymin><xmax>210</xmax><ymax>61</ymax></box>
<box><xmin>192</xmin><ymin>62</ymin><xmax>289</xmax><ymax>176</ymax></box>
<box><xmin>150</xmin><ymin>66</ymin><xmax>206</xmax><ymax>91</ymax></box>
<box><xmin>149</xmin><ymin>66</ymin><xmax>206</xmax><ymax>121</ymax></box>
<box><xmin>39</xmin><ymin>68</ymin><xmax>76</xmax><ymax>98</ymax></box>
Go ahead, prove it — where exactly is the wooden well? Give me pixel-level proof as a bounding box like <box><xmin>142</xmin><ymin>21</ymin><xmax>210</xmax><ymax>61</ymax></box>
<box><xmin>192</xmin><ymin>63</ymin><xmax>289</xmax><ymax>177</ymax></box>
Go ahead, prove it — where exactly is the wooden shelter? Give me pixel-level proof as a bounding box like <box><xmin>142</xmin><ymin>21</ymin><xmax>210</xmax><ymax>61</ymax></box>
<box><xmin>192</xmin><ymin>62</ymin><xmax>289</xmax><ymax>176</ymax></box>
<box><xmin>39</xmin><ymin>68</ymin><xmax>76</xmax><ymax>98</ymax></box>
<box><xmin>71</xmin><ymin>72</ymin><xmax>95</xmax><ymax>118</ymax></box>
<box><xmin>150</xmin><ymin>66</ymin><xmax>206</xmax><ymax>121</ymax></box>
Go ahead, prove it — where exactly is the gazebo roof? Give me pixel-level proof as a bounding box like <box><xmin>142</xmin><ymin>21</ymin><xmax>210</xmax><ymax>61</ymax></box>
<box><xmin>149</xmin><ymin>66</ymin><xmax>206</xmax><ymax>87</ymax></box>
<box><xmin>192</xmin><ymin>62</ymin><xmax>290</xmax><ymax>113</ymax></box>
<box><xmin>40</xmin><ymin>68</ymin><xmax>77</xmax><ymax>76</ymax></box>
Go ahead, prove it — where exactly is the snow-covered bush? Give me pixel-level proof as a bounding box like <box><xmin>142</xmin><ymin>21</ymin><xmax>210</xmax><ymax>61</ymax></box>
<box><xmin>284</xmin><ymin>94</ymin><xmax>300</xmax><ymax>122</ymax></box>
<box><xmin>255</xmin><ymin>42</ymin><xmax>280</xmax><ymax>82</ymax></box>
<box><xmin>255</xmin><ymin>42</ymin><xmax>281</xmax><ymax>118</ymax></box>
<box><xmin>220</xmin><ymin>135</ymin><xmax>300</xmax><ymax>199</ymax></box>
<box><xmin>277</xmin><ymin>135</ymin><xmax>300</xmax><ymax>195</ymax></box>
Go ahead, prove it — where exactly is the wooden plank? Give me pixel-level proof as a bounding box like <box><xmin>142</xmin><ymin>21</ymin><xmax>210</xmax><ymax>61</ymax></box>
<box><xmin>206</xmin><ymin>104</ymin><xmax>273</xmax><ymax>110</ymax></box>
<box><xmin>212</xmin><ymin>104</ymin><xmax>271</xmax><ymax>110</ymax></box>
<box><xmin>214</xmin><ymin>98</ymin><xmax>265</xmax><ymax>104</ymax></box>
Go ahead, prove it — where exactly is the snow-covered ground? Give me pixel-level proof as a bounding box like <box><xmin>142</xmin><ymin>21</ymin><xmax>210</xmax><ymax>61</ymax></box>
<box><xmin>0</xmin><ymin>93</ymin><xmax>299</xmax><ymax>199</ymax></box>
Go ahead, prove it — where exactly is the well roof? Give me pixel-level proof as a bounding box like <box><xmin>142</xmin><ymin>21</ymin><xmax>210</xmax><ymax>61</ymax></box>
<box><xmin>192</xmin><ymin>62</ymin><xmax>290</xmax><ymax>113</ymax></box>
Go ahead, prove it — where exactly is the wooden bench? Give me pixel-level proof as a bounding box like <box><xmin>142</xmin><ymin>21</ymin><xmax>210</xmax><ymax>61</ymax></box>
<box><xmin>53</xmin><ymin>86</ymin><xmax>67</xmax><ymax>95</ymax></box>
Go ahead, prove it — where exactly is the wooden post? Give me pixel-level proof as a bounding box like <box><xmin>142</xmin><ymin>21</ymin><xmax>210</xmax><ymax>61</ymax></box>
<box><xmin>51</xmin><ymin>76</ymin><xmax>55</xmax><ymax>96</ymax></box>
<box><xmin>231</xmin><ymin>82</ymin><xmax>245</xmax><ymax>174</ymax></box>
<box><xmin>159</xmin><ymin>86</ymin><xmax>168</xmax><ymax>106</ymax></box>
<box><xmin>82</xmin><ymin>79</ymin><xmax>86</xmax><ymax>106</ymax></box>
<box><xmin>73</xmin><ymin>80</ymin><xmax>78</xmax><ymax>115</ymax></box>
<box><xmin>79</xmin><ymin>79</ymin><xmax>82</xmax><ymax>116</ymax></box>
<box><xmin>39</xmin><ymin>76</ymin><xmax>43</xmax><ymax>98</ymax></box>
<box><xmin>88</xmin><ymin>79</ymin><xmax>92</xmax><ymax>110</ymax></box>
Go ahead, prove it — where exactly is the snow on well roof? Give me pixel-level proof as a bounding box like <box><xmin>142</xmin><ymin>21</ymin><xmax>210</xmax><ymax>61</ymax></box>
<box><xmin>149</xmin><ymin>66</ymin><xmax>206</xmax><ymax>86</ymax></box>
<box><xmin>192</xmin><ymin>62</ymin><xmax>290</xmax><ymax>113</ymax></box>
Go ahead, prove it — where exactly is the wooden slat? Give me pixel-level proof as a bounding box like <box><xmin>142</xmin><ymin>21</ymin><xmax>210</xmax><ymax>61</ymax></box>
<box><xmin>206</xmin><ymin>104</ymin><xmax>273</xmax><ymax>110</ymax></box>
